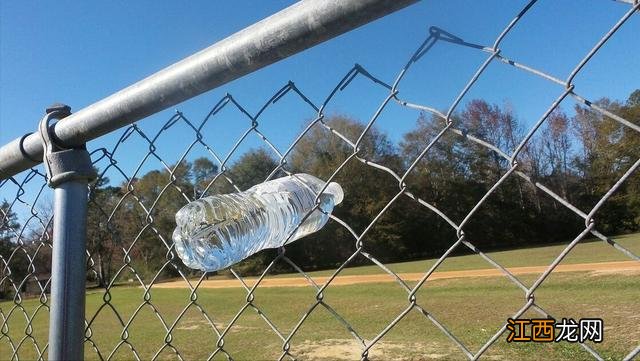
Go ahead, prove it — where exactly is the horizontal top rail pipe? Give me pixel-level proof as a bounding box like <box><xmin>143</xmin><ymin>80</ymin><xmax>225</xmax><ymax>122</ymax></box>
<box><xmin>0</xmin><ymin>0</ymin><xmax>417</xmax><ymax>180</ymax></box>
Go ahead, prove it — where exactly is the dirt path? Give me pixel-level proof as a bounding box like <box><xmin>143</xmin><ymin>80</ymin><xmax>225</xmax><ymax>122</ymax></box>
<box><xmin>154</xmin><ymin>260</ymin><xmax>639</xmax><ymax>289</ymax></box>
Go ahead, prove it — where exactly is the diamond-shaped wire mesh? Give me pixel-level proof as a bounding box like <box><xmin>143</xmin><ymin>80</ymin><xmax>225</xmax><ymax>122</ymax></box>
<box><xmin>1</xmin><ymin>1</ymin><xmax>639</xmax><ymax>360</ymax></box>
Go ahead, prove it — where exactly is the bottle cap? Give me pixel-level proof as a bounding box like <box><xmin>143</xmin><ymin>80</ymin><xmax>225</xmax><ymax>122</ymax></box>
<box><xmin>325</xmin><ymin>182</ymin><xmax>344</xmax><ymax>205</ymax></box>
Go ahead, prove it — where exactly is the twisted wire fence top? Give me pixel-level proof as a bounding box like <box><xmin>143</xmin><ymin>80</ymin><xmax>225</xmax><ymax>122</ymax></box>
<box><xmin>1</xmin><ymin>1</ymin><xmax>639</xmax><ymax>360</ymax></box>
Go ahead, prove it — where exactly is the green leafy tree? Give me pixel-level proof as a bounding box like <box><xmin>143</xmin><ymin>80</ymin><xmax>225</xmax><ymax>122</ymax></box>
<box><xmin>572</xmin><ymin>90</ymin><xmax>640</xmax><ymax>233</ymax></box>
<box><xmin>286</xmin><ymin>116</ymin><xmax>406</xmax><ymax>267</ymax></box>
<box><xmin>225</xmin><ymin>148</ymin><xmax>281</xmax><ymax>191</ymax></box>
<box><xmin>193</xmin><ymin>157</ymin><xmax>219</xmax><ymax>198</ymax></box>
<box><xmin>117</xmin><ymin>161</ymin><xmax>194</xmax><ymax>280</ymax></box>
<box><xmin>86</xmin><ymin>174</ymin><xmax>124</xmax><ymax>287</ymax></box>
<box><xmin>1</xmin><ymin>200</ymin><xmax>21</xmax><ymax>298</ymax></box>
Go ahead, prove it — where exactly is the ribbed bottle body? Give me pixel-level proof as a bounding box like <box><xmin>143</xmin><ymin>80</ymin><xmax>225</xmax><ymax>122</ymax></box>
<box><xmin>172</xmin><ymin>174</ymin><xmax>343</xmax><ymax>271</ymax></box>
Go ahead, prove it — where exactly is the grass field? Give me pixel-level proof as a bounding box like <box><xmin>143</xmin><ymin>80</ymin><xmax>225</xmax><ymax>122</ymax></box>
<box><xmin>1</xmin><ymin>234</ymin><xmax>638</xmax><ymax>360</ymax></box>
<box><xmin>270</xmin><ymin>233</ymin><xmax>640</xmax><ymax>278</ymax></box>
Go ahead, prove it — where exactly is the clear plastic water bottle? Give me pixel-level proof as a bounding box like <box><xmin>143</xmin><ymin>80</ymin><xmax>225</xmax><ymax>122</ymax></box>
<box><xmin>172</xmin><ymin>173</ymin><xmax>344</xmax><ymax>271</ymax></box>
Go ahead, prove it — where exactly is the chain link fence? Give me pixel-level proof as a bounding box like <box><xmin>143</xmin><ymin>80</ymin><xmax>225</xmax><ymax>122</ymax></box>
<box><xmin>1</xmin><ymin>1</ymin><xmax>639</xmax><ymax>360</ymax></box>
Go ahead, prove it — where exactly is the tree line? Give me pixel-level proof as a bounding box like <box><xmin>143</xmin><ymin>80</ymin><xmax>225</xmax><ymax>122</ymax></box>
<box><xmin>1</xmin><ymin>89</ymin><xmax>638</xmax><ymax>290</ymax></box>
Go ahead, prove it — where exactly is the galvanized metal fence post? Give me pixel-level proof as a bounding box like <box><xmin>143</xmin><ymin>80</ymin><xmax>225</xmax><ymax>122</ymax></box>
<box><xmin>48</xmin><ymin>181</ymin><xmax>89</xmax><ymax>360</ymax></box>
<box><xmin>39</xmin><ymin>104</ymin><xmax>97</xmax><ymax>361</ymax></box>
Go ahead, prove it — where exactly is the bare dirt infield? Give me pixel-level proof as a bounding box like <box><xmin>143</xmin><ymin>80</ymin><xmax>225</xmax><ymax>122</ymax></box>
<box><xmin>154</xmin><ymin>260</ymin><xmax>639</xmax><ymax>289</ymax></box>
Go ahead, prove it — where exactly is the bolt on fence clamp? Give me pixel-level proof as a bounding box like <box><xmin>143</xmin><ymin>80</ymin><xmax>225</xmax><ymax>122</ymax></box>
<box><xmin>38</xmin><ymin>103</ymin><xmax>97</xmax><ymax>188</ymax></box>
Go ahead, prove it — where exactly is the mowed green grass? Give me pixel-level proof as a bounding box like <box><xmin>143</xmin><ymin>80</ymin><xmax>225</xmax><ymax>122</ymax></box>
<box><xmin>1</xmin><ymin>234</ymin><xmax>638</xmax><ymax>361</ymax></box>
<box><xmin>271</xmin><ymin>233</ymin><xmax>640</xmax><ymax>278</ymax></box>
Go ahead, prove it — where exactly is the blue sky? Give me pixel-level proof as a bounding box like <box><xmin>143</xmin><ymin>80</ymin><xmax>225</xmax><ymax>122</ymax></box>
<box><xmin>1</xmin><ymin>0</ymin><xmax>639</xmax><ymax>191</ymax></box>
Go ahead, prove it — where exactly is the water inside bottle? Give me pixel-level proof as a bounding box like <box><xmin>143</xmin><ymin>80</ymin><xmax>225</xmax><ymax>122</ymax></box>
<box><xmin>172</xmin><ymin>173</ymin><xmax>343</xmax><ymax>271</ymax></box>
